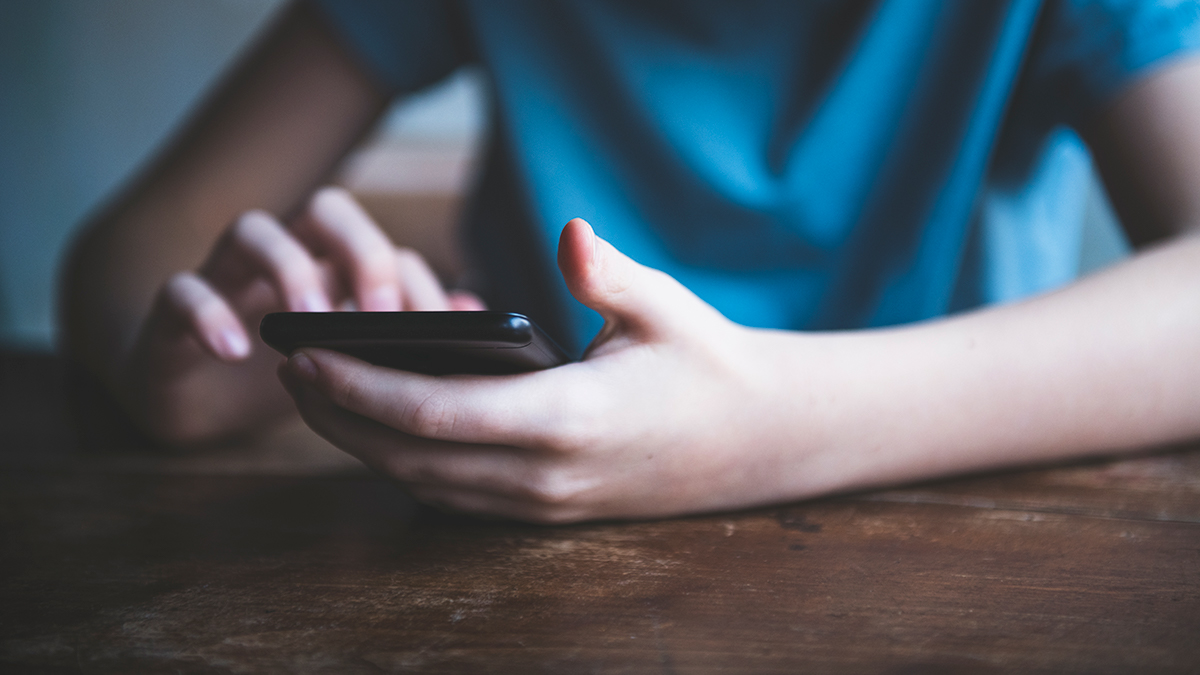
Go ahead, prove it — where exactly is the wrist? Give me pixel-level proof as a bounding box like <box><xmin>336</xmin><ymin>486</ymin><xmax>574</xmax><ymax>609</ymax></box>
<box><xmin>737</xmin><ymin>324</ymin><xmax>961</xmax><ymax>501</ymax></box>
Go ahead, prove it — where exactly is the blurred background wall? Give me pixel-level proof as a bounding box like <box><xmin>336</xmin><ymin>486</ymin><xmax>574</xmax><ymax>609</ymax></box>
<box><xmin>0</xmin><ymin>0</ymin><xmax>485</xmax><ymax>351</ymax></box>
<box><xmin>0</xmin><ymin>0</ymin><xmax>1125</xmax><ymax>353</ymax></box>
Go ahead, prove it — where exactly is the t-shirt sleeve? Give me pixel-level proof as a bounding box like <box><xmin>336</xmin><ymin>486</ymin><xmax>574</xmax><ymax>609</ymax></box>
<box><xmin>1027</xmin><ymin>0</ymin><xmax>1200</xmax><ymax>123</ymax></box>
<box><xmin>305</xmin><ymin>0</ymin><xmax>474</xmax><ymax>94</ymax></box>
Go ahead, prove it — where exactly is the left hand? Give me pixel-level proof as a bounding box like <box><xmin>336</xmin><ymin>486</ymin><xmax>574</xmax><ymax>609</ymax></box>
<box><xmin>279</xmin><ymin>218</ymin><xmax>813</xmax><ymax>522</ymax></box>
<box><xmin>118</xmin><ymin>187</ymin><xmax>483</xmax><ymax>443</ymax></box>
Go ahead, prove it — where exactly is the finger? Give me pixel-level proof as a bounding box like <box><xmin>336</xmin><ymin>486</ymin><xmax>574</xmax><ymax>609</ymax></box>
<box><xmin>447</xmin><ymin>290</ymin><xmax>487</xmax><ymax>311</ymax></box>
<box><xmin>293</xmin><ymin>187</ymin><xmax>401</xmax><ymax>312</ymax></box>
<box><xmin>205</xmin><ymin>210</ymin><xmax>332</xmax><ymax>312</ymax></box>
<box><xmin>556</xmin><ymin>218</ymin><xmax>709</xmax><ymax>338</ymax></box>
<box><xmin>280</xmin><ymin>365</ymin><xmax>536</xmax><ymax>495</ymax></box>
<box><xmin>286</xmin><ymin>347</ymin><xmax>581</xmax><ymax>448</ymax></box>
<box><xmin>159</xmin><ymin>272</ymin><xmax>251</xmax><ymax>360</ymax></box>
<box><xmin>395</xmin><ymin>247</ymin><xmax>451</xmax><ymax>310</ymax></box>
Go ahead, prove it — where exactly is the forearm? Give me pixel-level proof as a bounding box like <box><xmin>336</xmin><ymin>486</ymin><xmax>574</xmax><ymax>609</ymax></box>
<box><xmin>756</xmin><ymin>234</ymin><xmax>1200</xmax><ymax>499</ymax></box>
<box><xmin>277</xmin><ymin>57</ymin><xmax>1200</xmax><ymax>523</ymax></box>
<box><xmin>60</xmin><ymin>1</ymin><xmax>386</xmax><ymax>384</ymax></box>
<box><xmin>56</xmin><ymin>2</ymin><xmax>392</xmax><ymax>444</ymax></box>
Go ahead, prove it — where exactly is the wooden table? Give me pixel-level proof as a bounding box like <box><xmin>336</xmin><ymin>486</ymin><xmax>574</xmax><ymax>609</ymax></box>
<box><xmin>2</xmin><ymin>351</ymin><xmax>1198</xmax><ymax>673</ymax></box>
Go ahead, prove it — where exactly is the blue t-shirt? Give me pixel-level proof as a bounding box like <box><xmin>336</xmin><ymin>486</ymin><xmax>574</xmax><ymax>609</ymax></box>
<box><xmin>312</xmin><ymin>0</ymin><xmax>1200</xmax><ymax>354</ymax></box>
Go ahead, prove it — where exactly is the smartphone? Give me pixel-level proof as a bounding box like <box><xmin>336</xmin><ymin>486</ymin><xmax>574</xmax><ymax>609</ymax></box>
<box><xmin>259</xmin><ymin>311</ymin><xmax>571</xmax><ymax>375</ymax></box>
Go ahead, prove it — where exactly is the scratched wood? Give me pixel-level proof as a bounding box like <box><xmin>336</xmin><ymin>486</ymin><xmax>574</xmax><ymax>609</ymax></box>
<box><xmin>2</xmin><ymin>352</ymin><xmax>1200</xmax><ymax>673</ymax></box>
<box><xmin>861</xmin><ymin>445</ymin><xmax>1200</xmax><ymax>523</ymax></box>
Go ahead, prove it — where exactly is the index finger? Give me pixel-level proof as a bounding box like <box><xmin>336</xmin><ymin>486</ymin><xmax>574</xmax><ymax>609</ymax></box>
<box><xmin>288</xmin><ymin>348</ymin><xmax>591</xmax><ymax>450</ymax></box>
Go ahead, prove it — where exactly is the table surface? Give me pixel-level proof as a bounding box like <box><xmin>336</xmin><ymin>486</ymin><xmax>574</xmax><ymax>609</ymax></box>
<box><xmin>2</xmin><ymin>351</ymin><xmax>1198</xmax><ymax>674</ymax></box>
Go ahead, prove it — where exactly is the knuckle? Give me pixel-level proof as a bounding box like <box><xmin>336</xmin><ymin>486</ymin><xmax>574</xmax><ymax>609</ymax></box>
<box><xmin>520</xmin><ymin>465</ymin><xmax>581</xmax><ymax>507</ymax></box>
<box><xmin>401</xmin><ymin>389</ymin><xmax>458</xmax><ymax>439</ymax></box>
<box><xmin>162</xmin><ymin>274</ymin><xmax>222</xmax><ymax>321</ymax></box>
<box><xmin>231</xmin><ymin>210</ymin><xmax>274</xmax><ymax>240</ymax></box>
<box><xmin>310</xmin><ymin>185</ymin><xmax>351</xmax><ymax>214</ymax></box>
<box><xmin>161</xmin><ymin>272</ymin><xmax>198</xmax><ymax>303</ymax></box>
<box><xmin>307</xmin><ymin>188</ymin><xmax>392</xmax><ymax>263</ymax></box>
<box><xmin>306</xmin><ymin>186</ymin><xmax>362</xmax><ymax>233</ymax></box>
<box><xmin>540</xmin><ymin>386</ymin><xmax>606</xmax><ymax>455</ymax></box>
<box><xmin>304</xmin><ymin>197</ymin><xmax>330</xmax><ymax>230</ymax></box>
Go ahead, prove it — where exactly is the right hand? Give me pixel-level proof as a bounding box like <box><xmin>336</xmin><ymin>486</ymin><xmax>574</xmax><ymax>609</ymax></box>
<box><xmin>121</xmin><ymin>186</ymin><xmax>483</xmax><ymax>444</ymax></box>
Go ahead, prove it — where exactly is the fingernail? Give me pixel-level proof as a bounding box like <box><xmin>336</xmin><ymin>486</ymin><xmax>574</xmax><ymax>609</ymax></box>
<box><xmin>364</xmin><ymin>285</ymin><xmax>399</xmax><ymax>312</ymax></box>
<box><xmin>289</xmin><ymin>352</ymin><xmax>318</xmax><ymax>383</ymax></box>
<box><xmin>301</xmin><ymin>291</ymin><xmax>331</xmax><ymax>312</ymax></box>
<box><xmin>220</xmin><ymin>329</ymin><xmax>250</xmax><ymax>358</ymax></box>
<box><xmin>581</xmin><ymin>220</ymin><xmax>597</xmax><ymax>264</ymax></box>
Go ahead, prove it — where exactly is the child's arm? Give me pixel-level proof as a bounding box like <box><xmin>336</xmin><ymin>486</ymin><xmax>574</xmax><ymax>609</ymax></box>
<box><xmin>59</xmin><ymin>3</ymin><xmax>463</xmax><ymax>443</ymax></box>
<box><xmin>279</xmin><ymin>57</ymin><xmax>1200</xmax><ymax>523</ymax></box>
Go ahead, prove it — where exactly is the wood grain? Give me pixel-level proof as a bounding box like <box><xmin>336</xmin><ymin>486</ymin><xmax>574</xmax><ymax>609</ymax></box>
<box><xmin>2</xmin><ymin>352</ymin><xmax>1199</xmax><ymax>673</ymax></box>
<box><xmin>863</xmin><ymin>448</ymin><xmax>1200</xmax><ymax>523</ymax></box>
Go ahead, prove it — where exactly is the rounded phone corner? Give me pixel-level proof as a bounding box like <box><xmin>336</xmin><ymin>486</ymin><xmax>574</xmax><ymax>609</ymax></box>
<box><xmin>499</xmin><ymin>313</ymin><xmax>533</xmax><ymax>342</ymax></box>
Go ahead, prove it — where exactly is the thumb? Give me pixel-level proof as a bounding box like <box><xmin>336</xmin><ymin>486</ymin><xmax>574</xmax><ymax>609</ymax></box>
<box><xmin>556</xmin><ymin>218</ymin><xmax>694</xmax><ymax>336</ymax></box>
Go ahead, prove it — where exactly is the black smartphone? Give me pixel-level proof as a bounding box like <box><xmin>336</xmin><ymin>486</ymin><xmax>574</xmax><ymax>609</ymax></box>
<box><xmin>259</xmin><ymin>311</ymin><xmax>571</xmax><ymax>375</ymax></box>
